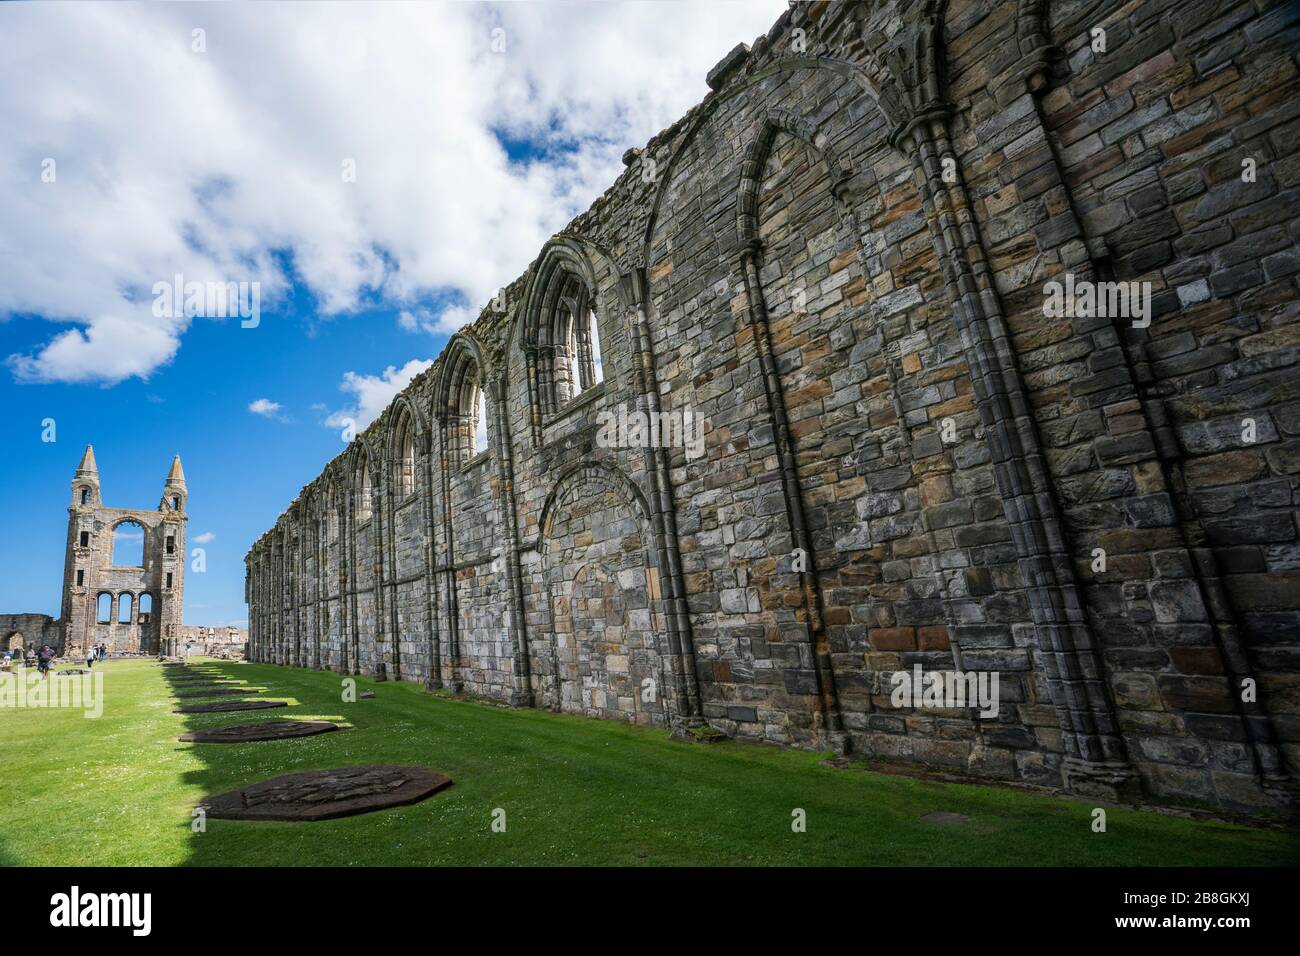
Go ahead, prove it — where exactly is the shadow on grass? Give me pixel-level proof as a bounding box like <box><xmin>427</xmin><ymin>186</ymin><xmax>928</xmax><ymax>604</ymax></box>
<box><xmin>155</xmin><ymin>659</ymin><xmax>1300</xmax><ymax>868</ymax></box>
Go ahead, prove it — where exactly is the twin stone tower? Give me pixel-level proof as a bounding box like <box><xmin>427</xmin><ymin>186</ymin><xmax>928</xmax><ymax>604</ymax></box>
<box><xmin>57</xmin><ymin>444</ymin><xmax>188</xmax><ymax>657</ymax></box>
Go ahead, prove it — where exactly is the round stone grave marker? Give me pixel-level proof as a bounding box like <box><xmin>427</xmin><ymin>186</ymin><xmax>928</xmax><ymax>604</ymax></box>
<box><xmin>179</xmin><ymin>720</ymin><xmax>342</xmax><ymax>743</ymax></box>
<box><xmin>199</xmin><ymin>765</ymin><xmax>452</xmax><ymax>821</ymax></box>
<box><xmin>175</xmin><ymin>700</ymin><xmax>288</xmax><ymax>714</ymax></box>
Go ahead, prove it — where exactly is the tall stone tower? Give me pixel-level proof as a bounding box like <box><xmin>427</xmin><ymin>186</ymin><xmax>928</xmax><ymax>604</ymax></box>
<box><xmin>60</xmin><ymin>446</ymin><xmax>188</xmax><ymax>656</ymax></box>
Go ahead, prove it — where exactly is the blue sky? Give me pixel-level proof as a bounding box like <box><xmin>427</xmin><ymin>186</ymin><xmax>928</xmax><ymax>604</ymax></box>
<box><xmin>0</xmin><ymin>1</ymin><xmax>785</xmax><ymax>627</ymax></box>
<box><xmin>0</xmin><ymin>293</ymin><xmax>434</xmax><ymax>625</ymax></box>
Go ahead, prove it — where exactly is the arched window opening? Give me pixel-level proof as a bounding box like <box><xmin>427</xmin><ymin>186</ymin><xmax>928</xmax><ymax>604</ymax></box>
<box><xmin>569</xmin><ymin>306</ymin><xmax>603</xmax><ymax>397</ymax></box>
<box><xmin>440</xmin><ymin>337</ymin><xmax>491</xmax><ymax>469</ymax></box>
<box><xmin>138</xmin><ymin>593</ymin><xmax>153</xmax><ymax>624</ymax></box>
<box><xmin>532</xmin><ymin>266</ymin><xmax>603</xmax><ymax>414</ymax></box>
<box><xmin>80</xmin><ymin>488</ymin><xmax>90</xmax><ymax>505</ymax></box>
<box><xmin>475</xmin><ymin>387</ymin><xmax>489</xmax><ymax>455</ymax></box>
<box><xmin>356</xmin><ymin>458</ymin><xmax>373</xmax><ymax>523</ymax></box>
<box><xmin>172</xmin><ymin>495</ymin><xmax>182</xmax><ymax>511</ymax></box>
<box><xmin>395</xmin><ymin>413</ymin><xmax>416</xmax><ymax>498</ymax></box>
<box><xmin>118</xmin><ymin>593</ymin><xmax>134</xmax><ymax>624</ymax></box>
<box><xmin>112</xmin><ymin>521</ymin><xmax>146</xmax><ymax>567</ymax></box>
<box><xmin>451</xmin><ymin>377</ymin><xmax>487</xmax><ymax>465</ymax></box>
<box><xmin>96</xmin><ymin>593</ymin><xmax>112</xmax><ymax>624</ymax></box>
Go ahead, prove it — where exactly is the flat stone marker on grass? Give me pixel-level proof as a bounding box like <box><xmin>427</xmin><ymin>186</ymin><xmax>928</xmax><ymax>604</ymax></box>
<box><xmin>172</xmin><ymin>689</ymin><xmax>261</xmax><ymax>699</ymax></box>
<box><xmin>168</xmin><ymin>676</ymin><xmax>243</xmax><ymax>682</ymax></box>
<box><xmin>199</xmin><ymin>766</ymin><xmax>452</xmax><ymax>821</ymax></box>
<box><xmin>179</xmin><ymin>720</ymin><xmax>343</xmax><ymax>743</ymax></box>
<box><xmin>921</xmin><ymin>811</ymin><xmax>972</xmax><ymax>825</ymax></box>
<box><xmin>174</xmin><ymin>700</ymin><xmax>288</xmax><ymax>714</ymax></box>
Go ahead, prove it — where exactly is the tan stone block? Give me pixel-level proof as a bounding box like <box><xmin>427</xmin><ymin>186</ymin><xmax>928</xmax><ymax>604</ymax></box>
<box><xmin>985</xmin><ymin>184</ymin><xmax>1019</xmax><ymax>216</ymax></box>
<box><xmin>1169</xmin><ymin>66</ymin><xmax>1238</xmax><ymax>111</ymax></box>
<box><xmin>1128</xmin><ymin>61</ymin><xmax>1193</xmax><ymax>106</ymax></box>
<box><xmin>917</xmin><ymin>625</ymin><xmax>949</xmax><ymax>651</ymax></box>
<box><xmin>919</xmin><ymin>475</ymin><xmax>953</xmax><ymax>507</ymax></box>
<box><xmin>1184</xmin><ymin>449</ymin><xmax>1268</xmax><ymax>488</ymax></box>
<box><xmin>1106</xmin><ymin>50</ymin><xmax>1176</xmax><ymax>97</ymax></box>
<box><xmin>870</xmin><ymin>627</ymin><xmax>916</xmax><ymax>651</ymax></box>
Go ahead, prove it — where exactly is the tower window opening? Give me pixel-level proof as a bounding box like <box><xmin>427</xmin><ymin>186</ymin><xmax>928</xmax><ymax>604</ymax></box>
<box><xmin>111</xmin><ymin>521</ymin><xmax>145</xmax><ymax>567</ymax></box>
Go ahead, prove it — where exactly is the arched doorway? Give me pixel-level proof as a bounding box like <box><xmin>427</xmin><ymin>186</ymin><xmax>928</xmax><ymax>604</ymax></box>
<box><xmin>5</xmin><ymin>632</ymin><xmax>22</xmax><ymax>653</ymax></box>
<box><xmin>550</xmin><ymin>562</ymin><xmax>661</xmax><ymax>722</ymax></box>
<box><xmin>540</xmin><ymin>466</ymin><xmax>667</xmax><ymax>727</ymax></box>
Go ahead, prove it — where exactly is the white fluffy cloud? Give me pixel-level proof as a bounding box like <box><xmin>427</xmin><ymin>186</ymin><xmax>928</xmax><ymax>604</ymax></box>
<box><xmin>0</xmin><ymin>1</ymin><xmax>785</xmax><ymax>384</ymax></box>
<box><xmin>247</xmin><ymin>398</ymin><xmax>285</xmax><ymax>420</ymax></box>
<box><xmin>323</xmin><ymin>359</ymin><xmax>434</xmax><ymax>433</ymax></box>
<box><xmin>193</xmin><ymin>531</ymin><xmax>216</xmax><ymax>544</ymax></box>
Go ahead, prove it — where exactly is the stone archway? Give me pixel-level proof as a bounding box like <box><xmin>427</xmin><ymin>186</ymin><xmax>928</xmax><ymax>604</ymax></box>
<box><xmin>550</xmin><ymin>562</ymin><xmax>662</xmax><ymax>724</ymax></box>
<box><xmin>539</xmin><ymin>465</ymin><xmax>668</xmax><ymax>727</ymax></box>
<box><xmin>742</xmin><ymin>124</ymin><xmax>888</xmax><ymax>744</ymax></box>
<box><xmin>5</xmin><ymin>633</ymin><xmax>22</xmax><ymax>653</ymax></box>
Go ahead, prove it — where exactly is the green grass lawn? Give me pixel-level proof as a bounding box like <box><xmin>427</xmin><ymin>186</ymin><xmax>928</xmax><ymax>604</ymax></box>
<box><xmin>1</xmin><ymin>658</ymin><xmax>1295</xmax><ymax>866</ymax></box>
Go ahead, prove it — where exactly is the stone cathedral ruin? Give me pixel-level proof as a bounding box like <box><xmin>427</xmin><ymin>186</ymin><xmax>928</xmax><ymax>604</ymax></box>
<box><xmin>0</xmin><ymin>446</ymin><xmax>246</xmax><ymax>661</ymax></box>
<box><xmin>245</xmin><ymin>0</ymin><xmax>1300</xmax><ymax>814</ymax></box>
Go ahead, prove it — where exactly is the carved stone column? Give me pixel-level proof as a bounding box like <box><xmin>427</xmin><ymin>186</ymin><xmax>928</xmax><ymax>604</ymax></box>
<box><xmin>882</xmin><ymin>7</ymin><xmax>1133</xmax><ymax>796</ymax></box>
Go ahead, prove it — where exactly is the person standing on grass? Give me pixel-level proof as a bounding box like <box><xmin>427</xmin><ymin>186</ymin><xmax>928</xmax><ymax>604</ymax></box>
<box><xmin>37</xmin><ymin>643</ymin><xmax>54</xmax><ymax>679</ymax></box>
<box><xmin>86</xmin><ymin>645</ymin><xmax>96</xmax><ymax>669</ymax></box>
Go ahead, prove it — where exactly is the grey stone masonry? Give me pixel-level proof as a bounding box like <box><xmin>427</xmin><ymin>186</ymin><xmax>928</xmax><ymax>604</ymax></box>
<box><xmin>246</xmin><ymin>0</ymin><xmax>1300</xmax><ymax>815</ymax></box>
<box><xmin>61</xmin><ymin>445</ymin><xmax>187</xmax><ymax>657</ymax></box>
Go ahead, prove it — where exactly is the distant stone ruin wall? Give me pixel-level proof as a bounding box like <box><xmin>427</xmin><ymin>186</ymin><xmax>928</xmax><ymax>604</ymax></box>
<box><xmin>246</xmin><ymin>0</ymin><xmax>1300</xmax><ymax>815</ymax></box>
<box><xmin>176</xmin><ymin>625</ymin><xmax>248</xmax><ymax>659</ymax></box>
<box><xmin>1</xmin><ymin>614</ymin><xmax>61</xmax><ymax>655</ymax></box>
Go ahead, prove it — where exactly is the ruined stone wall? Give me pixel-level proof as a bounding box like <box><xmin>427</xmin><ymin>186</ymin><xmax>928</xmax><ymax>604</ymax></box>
<box><xmin>0</xmin><ymin>614</ymin><xmax>61</xmax><ymax>656</ymax></box>
<box><xmin>246</xmin><ymin>0</ymin><xmax>1299</xmax><ymax>814</ymax></box>
<box><xmin>176</xmin><ymin>625</ymin><xmax>248</xmax><ymax>659</ymax></box>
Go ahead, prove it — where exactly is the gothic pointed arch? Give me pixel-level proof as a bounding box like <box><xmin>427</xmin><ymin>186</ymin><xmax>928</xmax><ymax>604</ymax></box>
<box><xmin>640</xmin><ymin>55</ymin><xmax>898</xmax><ymax>269</ymax></box>
<box><xmin>534</xmin><ymin>460</ymin><xmax>670</xmax><ymax>725</ymax></box>
<box><xmin>433</xmin><ymin>332</ymin><xmax>490</xmax><ymax>467</ymax></box>
<box><xmin>518</xmin><ymin>236</ymin><xmax>609</xmax><ymax>431</ymax></box>
<box><xmin>350</xmin><ymin>438</ymin><xmax>375</xmax><ymax>524</ymax></box>
<box><xmin>736</xmin><ymin>107</ymin><xmax>858</xmax><ymax>247</ymax></box>
<box><xmin>536</xmin><ymin>461</ymin><xmax>652</xmax><ymax>555</ymax></box>
<box><xmin>387</xmin><ymin>395</ymin><xmax>427</xmax><ymax>499</ymax></box>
